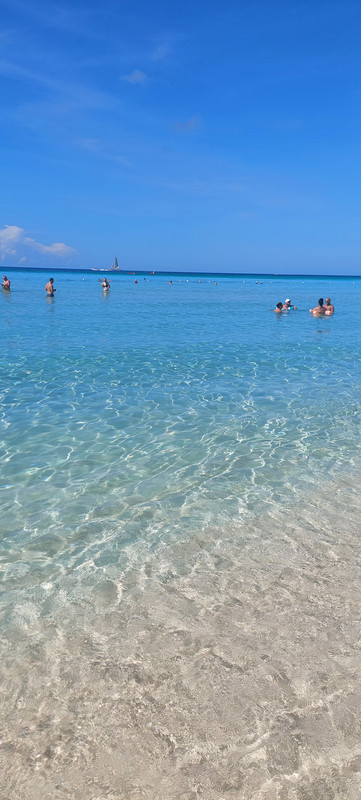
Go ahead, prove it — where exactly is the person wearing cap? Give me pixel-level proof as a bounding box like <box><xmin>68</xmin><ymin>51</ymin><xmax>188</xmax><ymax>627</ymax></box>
<box><xmin>325</xmin><ymin>298</ymin><xmax>334</xmax><ymax>315</ymax></box>
<box><xmin>2</xmin><ymin>275</ymin><xmax>10</xmax><ymax>290</ymax></box>
<box><xmin>283</xmin><ymin>298</ymin><xmax>296</xmax><ymax>310</ymax></box>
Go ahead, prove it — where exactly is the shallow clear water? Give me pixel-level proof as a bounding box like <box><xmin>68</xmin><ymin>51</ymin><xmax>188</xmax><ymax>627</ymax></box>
<box><xmin>1</xmin><ymin>271</ymin><xmax>361</xmax><ymax>798</ymax></box>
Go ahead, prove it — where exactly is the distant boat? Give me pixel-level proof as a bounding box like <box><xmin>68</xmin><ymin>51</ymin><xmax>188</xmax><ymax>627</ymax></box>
<box><xmin>110</xmin><ymin>256</ymin><xmax>119</xmax><ymax>271</ymax></box>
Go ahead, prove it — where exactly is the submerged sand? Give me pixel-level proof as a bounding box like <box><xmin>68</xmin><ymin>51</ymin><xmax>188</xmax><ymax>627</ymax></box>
<box><xmin>1</xmin><ymin>476</ymin><xmax>361</xmax><ymax>799</ymax></box>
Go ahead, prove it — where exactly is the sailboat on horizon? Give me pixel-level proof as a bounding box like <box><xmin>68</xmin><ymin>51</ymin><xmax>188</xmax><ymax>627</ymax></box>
<box><xmin>110</xmin><ymin>256</ymin><xmax>119</xmax><ymax>271</ymax></box>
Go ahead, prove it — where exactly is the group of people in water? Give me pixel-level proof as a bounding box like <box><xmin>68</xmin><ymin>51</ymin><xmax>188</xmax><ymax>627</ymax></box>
<box><xmin>274</xmin><ymin>297</ymin><xmax>334</xmax><ymax>315</ymax></box>
<box><xmin>2</xmin><ymin>275</ymin><xmax>57</xmax><ymax>296</ymax></box>
<box><xmin>309</xmin><ymin>297</ymin><xmax>334</xmax><ymax>315</ymax></box>
<box><xmin>1</xmin><ymin>276</ymin><xmax>336</xmax><ymax>316</ymax></box>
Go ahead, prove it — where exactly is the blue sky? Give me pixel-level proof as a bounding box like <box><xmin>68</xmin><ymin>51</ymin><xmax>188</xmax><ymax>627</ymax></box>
<box><xmin>0</xmin><ymin>0</ymin><xmax>361</xmax><ymax>273</ymax></box>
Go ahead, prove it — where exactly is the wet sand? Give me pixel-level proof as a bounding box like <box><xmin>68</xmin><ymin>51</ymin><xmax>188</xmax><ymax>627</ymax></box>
<box><xmin>2</xmin><ymin>477</ymin><xmax>361</xmax><ymax>799</ymax></box>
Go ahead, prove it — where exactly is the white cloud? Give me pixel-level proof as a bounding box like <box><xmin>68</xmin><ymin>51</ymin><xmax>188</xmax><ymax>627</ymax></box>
<box><xmin>24</xmin><ymin>237</ymin><xmax>75</xmax><ymax>256</ymax></box>
<box><xmin>121</xmin><ymin>69</ymin><xmax>147</xmax><ymax>85</ymax></box>
<box><xmin>0</xmin><ymin>224</ymin><xmax>23</xmax><ymax>256</ymax></box>
<box><xmin>0</xmin><ymin>224</ymin><xmax>77</xmax><ymax>263</ymax></box>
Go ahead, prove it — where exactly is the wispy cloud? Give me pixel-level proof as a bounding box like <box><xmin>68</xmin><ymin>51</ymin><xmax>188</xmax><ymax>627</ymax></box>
<box><xmin>0</xmin><ymin>0</ymin><xmax>96</xmax><ymax>37</ymax></box>
<box><xmin>76</xmin><ymin>138</ymin><xmax>133</xmax><ymax>169</ymax></box>
<box><xmin>151</xmin><ymin>44</ymin><xmax>170</xmax><ymax>61</ymax></box>
<box><xmin>0</xmin><ymin>225</ymin><xmax>77</xmax><ymax>263</ymax></box>
<box><xmin>0</xmin><ymin>57</ymin><xmax>112</xmax><ymax>111</ymax></box>
<box><xmin>121</xmin><ymin>69</ymin><xmax>148</xmax><ymax>86</ymax></box>
<box><xmin>172</xmin><ymin>116</ymin><xmax>202</xmax><ymax>133</ymax></box>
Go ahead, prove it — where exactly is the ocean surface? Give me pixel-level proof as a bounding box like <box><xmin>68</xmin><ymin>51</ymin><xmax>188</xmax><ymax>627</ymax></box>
<box><xmin>1</xmin><ymin>270</ymin><xmax>361</xmax><ymax>799</ymax></box>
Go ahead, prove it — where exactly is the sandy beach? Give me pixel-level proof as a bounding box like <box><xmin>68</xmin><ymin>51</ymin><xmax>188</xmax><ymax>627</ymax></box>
<box><xmin>2</xmin><ymin>474</ymin><xmax>361</xmax><ymax>800</ymax></box>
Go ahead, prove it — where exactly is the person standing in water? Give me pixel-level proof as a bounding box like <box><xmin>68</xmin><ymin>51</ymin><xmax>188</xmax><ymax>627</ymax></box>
<box><xmin>325</xmin><ymin>298</ymin><xmax>334</xmax><ymax>315</ymax></box>
<box><xmin>45</xmin><ymin>278</ymin><xmax>56</xmax><ymax>296</ymax></box>
<box><xmin>310</xmin><ymin>298</ymin><xmax>325</xmax><ymax>315</ymax></box>
<box><xmin>101</xmin><ymin>277</ymin><xmax>110</xmax><ymax>290</ymax></box>
<box><xmin>2</xmin><ymin>275</ymin><xmax>10</xmax><ymax>290</ymax></box>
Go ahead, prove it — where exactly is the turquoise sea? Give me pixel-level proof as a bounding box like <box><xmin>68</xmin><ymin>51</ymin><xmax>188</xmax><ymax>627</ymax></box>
<box><xmin>1</xmin><ymin>270</ymin><xmax>361</xmax><ymax>799</ymax></box>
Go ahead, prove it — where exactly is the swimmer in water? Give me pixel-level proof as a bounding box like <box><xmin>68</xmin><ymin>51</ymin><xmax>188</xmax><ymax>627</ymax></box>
<box><xmin>273</xmin><ymin>302</ymin><xmax>284</xmax><ymax>313</ymax></box>
<box><xmin>2</xmin><ymin>275</ymin><xmax>10</xmax><ymax>290</ymax></box>
<box><xmin>325</xmin><ymin>297</ymin><xmax>334</xmax><ymax>315</ymax></box>
<box><xmin>309</xmin><ymin>298</ymin><xmax>325</xmax><ymax>315</ymax></box>
<box><xmin>283</xmin><ymin>298</ymin><xmax>297</xmax><ymax>310</ymax></box>
<box><xmin>100</xmin><ymin>277</ymin><xmax>110</xmax><ymax>290</ymax></box>
<box><xmin>45</xmin><ymin>278</ymin><xmax>56</xmax><ymax>296</ymax></box>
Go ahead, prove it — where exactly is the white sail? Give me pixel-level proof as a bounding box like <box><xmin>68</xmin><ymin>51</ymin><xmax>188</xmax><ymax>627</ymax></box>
<box><xmin>110</xmin><ymin>256</ymin><xmax>120</xmax><ymax>271</ymax></box>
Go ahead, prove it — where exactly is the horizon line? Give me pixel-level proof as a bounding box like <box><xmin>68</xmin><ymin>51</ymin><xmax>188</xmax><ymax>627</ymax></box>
<box><xmin>1</xmin><ymin>266</ymin><xmax>361</xmax><ymax>279</ymax></box>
